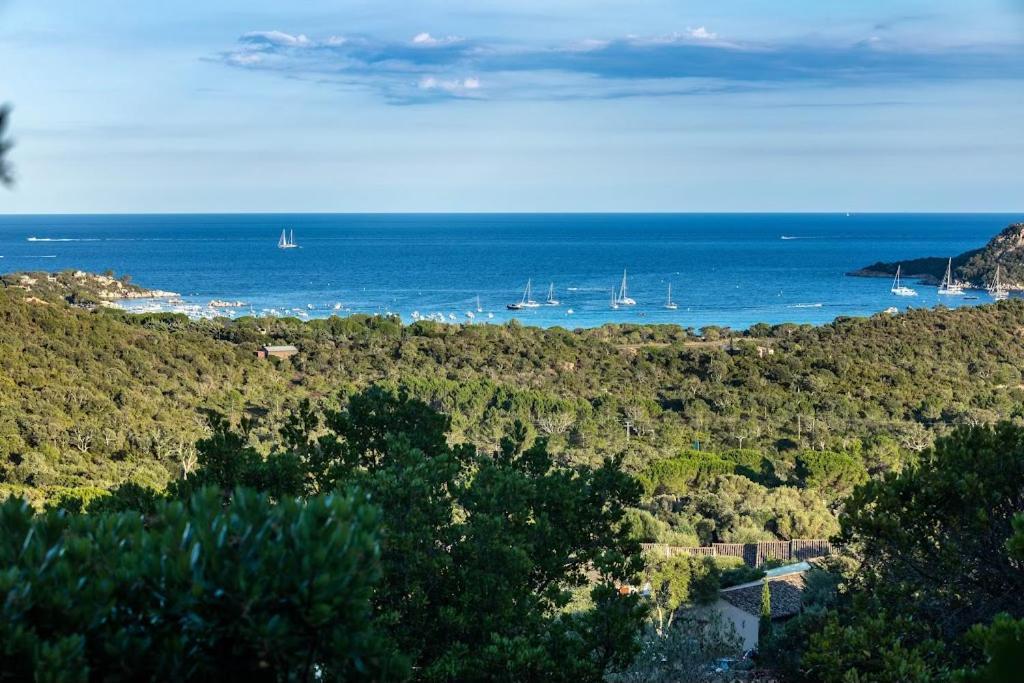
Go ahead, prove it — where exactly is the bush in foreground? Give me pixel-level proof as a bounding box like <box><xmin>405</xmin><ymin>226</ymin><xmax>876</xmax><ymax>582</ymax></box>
<box><xmin>0</xmin><ymin>487</ymin><xmax>403</xmax><ymax>681</ymax></box>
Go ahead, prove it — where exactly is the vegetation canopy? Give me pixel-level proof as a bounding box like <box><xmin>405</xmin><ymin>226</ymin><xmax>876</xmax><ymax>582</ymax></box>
<box><xmin>2</xmin><ymin>273</ymin><xmax>1024</xmax><ymax>679</ymax></box>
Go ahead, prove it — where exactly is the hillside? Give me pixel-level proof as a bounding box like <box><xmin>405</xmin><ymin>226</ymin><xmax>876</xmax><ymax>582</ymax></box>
<box><xmin>3</xmin><ymin>272</ymin><xmax>1024</xmax><ymax>507</ymax></box>
<box><xmin>4</xmin><ymin>268</ymin><xmax>1024</xmax><ymax>681</ymax></box>
<box><xmin>849</xmin><ymin>221</ymin><xmax>1024</xmax><ymax>288</ymax></box>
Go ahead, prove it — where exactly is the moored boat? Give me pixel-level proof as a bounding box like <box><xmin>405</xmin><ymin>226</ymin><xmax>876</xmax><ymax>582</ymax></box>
<box><xmin>278</xmin><ymin>229</ymin><xmax>298</xmax><ymax>249</ymax></box>
<box><xmin>938</xmin><ymin>258</ymin><xmax>964</xmax><ymax>295</ymax></box>
<box><xmin>508</xmin><ymin>279</ymin><xmax>540</xmax><ymax>310</ymax></box>
<box><xmin>615</xmin><ymin>269</ymin><xmax>636</xmax><ymax>305</ymax></box>
<box><xmin>545</xmin><ymin>283</ymin><xmax>560</xmax><ymax>306</ymax></box>
<box><xmin>665</xmin><ymin>283</ymin><xmax>678</xmax><ymax>310</ymax></box>
<box><xmin>890</xmin><ymin>265</ymin><xmax>917</xmax><ymax>297</ymax></box>
<box><xmin>989</xmin><ymin>264</ymin><xmax>1009</xmax><ymax>300</ymax></box>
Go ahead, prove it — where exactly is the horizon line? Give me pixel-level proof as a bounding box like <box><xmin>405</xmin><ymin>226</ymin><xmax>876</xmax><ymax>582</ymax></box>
<box><xmin>1</xmin><ymin>210</ymin><xmax>1021</xmax><ymax>217</ymax></box>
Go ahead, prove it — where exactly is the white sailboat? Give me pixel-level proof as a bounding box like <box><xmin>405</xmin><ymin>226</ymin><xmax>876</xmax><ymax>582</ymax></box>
<box><xmin>610</xmin><ymin>287</ymin><xmax>619</xmax><ymax>310</ymax></box>
<box><xmin>616</xmin><ymin>269</ymin><xmax>637</xmax><ymax>305</ymax></box>
<box><xmin>277</xmin><ymin>229</ymin><xmax>298</xmax><ymax>249</ymax></box>
<box><xmin>989</xmin><ymin>264</ymin><xmax>1009</xmax><ymax>301</ymax></box>
<box><xmin>476</xmin><ymin>295</ymin><xmax>483</xmax><ymax>313</ymax></box>
<box><xmin>938</xmin><ymin>258</ymin><xmax>964</xmax><ymax>295</ymax></box>
<box><xmin>545</xmin><ymin>283</ymin><xmax>560</xmax><ymax>306</ymax></box>
<box><xmin>665</xmin><ymin>283</ymin><xmax>678</xmax><ymax>310</ymax></box>
<box><xmin>890</xmin><ymin>265</ymin><xmax>917</xmax><ymax>297</ymax></box>
<box><xmin>508</xmin><ymin>279</ymin><xmax>541</xmax><ymax>310</ymax></box>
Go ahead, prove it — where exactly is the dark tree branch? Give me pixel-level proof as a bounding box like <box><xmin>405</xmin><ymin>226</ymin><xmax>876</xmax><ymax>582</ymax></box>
<box><xmin>0</xmin><ymin>104</ymin><xmax>14</xmax><ymax>188</ymax></box>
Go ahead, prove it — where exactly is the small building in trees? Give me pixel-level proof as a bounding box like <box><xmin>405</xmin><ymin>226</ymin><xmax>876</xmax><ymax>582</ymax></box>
<box><xmin>709</xmin><ymin>563</ymin><xmax>808</xmax><ymax>651</ymax></box>
<box><xmin>257</xmin><ymin>344</ymin><xmax>298</xmax><ymax>359</ymax></box>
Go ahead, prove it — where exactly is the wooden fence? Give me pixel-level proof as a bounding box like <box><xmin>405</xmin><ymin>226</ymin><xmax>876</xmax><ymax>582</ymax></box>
<box><xmin>640</xmin><ymin>539</ymin><xmax>833</xmax><ymax>568</ymax></box>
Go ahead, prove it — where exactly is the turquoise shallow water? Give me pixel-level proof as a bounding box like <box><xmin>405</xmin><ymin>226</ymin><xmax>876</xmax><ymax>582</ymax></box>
<box><xmin>0</xmin><ymin>213</ymin><xmax>1018</xmax><ymax>329</ymax></box>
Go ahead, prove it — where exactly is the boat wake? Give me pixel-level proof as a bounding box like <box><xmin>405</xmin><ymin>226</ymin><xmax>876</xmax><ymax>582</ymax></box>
<box><xmin>27</xmin><ymin>237</ymin><xmax>101</xmax><ymax>242</ymax></box>
<box><xmin>788</xmin><ymin>303</ymin><xmax>823</xmax><ymax>308</ymax></box>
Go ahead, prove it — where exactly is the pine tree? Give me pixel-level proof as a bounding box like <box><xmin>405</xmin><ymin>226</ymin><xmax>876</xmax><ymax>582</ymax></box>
<box><xmin>759</xmin><ymin>577</ymin><xmax>772</xmax><ymax>644</ymax></box>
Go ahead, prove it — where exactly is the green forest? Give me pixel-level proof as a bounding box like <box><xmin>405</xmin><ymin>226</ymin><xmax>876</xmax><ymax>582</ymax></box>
<box><xmin>5</xmin><ymin>273</ymin><xmax>1024</xmax><ymax>521</ymax></box>
<box><xmin>1</xmin><ymin>274</ymin><xmax>1023</xmax><ymax>680</ymax></box>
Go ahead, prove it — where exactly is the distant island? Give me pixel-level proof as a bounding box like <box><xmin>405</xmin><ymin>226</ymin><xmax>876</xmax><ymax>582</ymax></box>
<box><xmin>849</xmin><ymin>221</ymin><xmax>1024</xmax><ymax>289</ymax></box>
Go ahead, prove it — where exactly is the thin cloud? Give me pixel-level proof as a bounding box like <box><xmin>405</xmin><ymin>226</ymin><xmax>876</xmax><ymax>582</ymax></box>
<box><xmin>419</xmin><ymin>75</ymin><xmax>481</xmax><ymax>93</ymax></box>
<box><xmin>241</xmin><ymin>30</ymin><xmax>311</xmax><ymax>47</ymax></box>
<box><xmin>688</xmin><ymin>27</ymin><xmax>718</xmax><ymax>40</ymax></box>
<box><xmin>411</xmin><ymin>32</ymin><xmax>463</xmax><ymax>46</ymax></box>
<box><xmin>215</xmin><ymin>28</ymin><xmax>1024</xmax><ymax>104</ymax></box>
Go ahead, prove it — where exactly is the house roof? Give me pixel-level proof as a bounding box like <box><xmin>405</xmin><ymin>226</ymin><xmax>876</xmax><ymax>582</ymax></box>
<box><xmin>262</xmin><ymin>345</ymin><xmax>298</xmax><ymax>352</ymax></box>
<box><xmin>719</xmin><ymin>572</ymin><xmax>806</xmax><ymax>620</ymax></box>
<box><xmin>765</xmin><ymin>561</ymin><xmax>811</xmax><ymax>578</ymax></box>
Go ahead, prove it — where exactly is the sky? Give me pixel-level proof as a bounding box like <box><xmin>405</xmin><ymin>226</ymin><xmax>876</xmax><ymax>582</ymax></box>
<box><xmin>0</xmin><ymin>0</ymin><xmax>1022</xmax><ymax>213</ymax></box>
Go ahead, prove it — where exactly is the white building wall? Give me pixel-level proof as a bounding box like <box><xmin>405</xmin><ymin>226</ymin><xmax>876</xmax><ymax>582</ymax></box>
<box><xmin>712</xmin><ymin>598</ymin><xmax>759</xmax><ymax>652</ymax></box>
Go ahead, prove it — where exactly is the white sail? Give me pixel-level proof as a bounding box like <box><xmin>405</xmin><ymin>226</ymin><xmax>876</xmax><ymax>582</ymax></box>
<box><xmin>616</xmin><ymin>269</ymin><xmax>637</xmax><ymax>305</ymax></box>
<box><xmin>665</xmin><ymin>283</ymin><xmax>678</xmax><ymax>310</ymax></box>
<box><xmin>523</xmin><ymin>279</ymin><xmax>539</xmax><ymax>307</ymax></box>
<box><xmin>989</xmin><ymin>264</ymin><xmax>1009</xmax><ymax>300</ymax></box>
<box><xmin>938</xmin><ymin>258</ymin><xmax>963</xmax><ymax>295</ymax></box>
<box><xmin>508</xmin><ymin>279</ymin><xmax>540</xmax><ymax>310</ymax></box>
<box><xmin>545</xmin><ymin>283</ymin><xmax>559</xmax><ymax>306</ymax></box>
<box><xmin>891</xmin><ymin>265</ymin><xmax>918</xmax><ymax>297</ymax></box>
<box><xmin>278</xmin><ymin>228</ymin><xmax>297</xmax><ymax>249</ymax></box>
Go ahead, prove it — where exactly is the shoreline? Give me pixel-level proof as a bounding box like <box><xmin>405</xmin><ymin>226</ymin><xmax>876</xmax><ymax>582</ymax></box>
<box><xmin>112</xmin><ymin>283</ymin><xmax>1019</xmax><ymax>333</ymax></box>
<box><xmin>3</xmin><ymin>266</ymin><xmax>1016</xmax><ymax>331</ymax></box>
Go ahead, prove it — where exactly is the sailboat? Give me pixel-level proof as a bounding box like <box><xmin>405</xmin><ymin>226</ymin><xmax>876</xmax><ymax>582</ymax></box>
<box><xmin>277</xmin><ymin>229</ymin><xmax>298</xmax><ymax>249</ymax></box>
<box><xmin>890</xmin><ymin>265</ymin><xmax>917</xmax><ymax>297</ymax></box>
<box><xmin>610</xmin><ymin>287</ymin><xmax>619</xmax><ymax>310</ymax></box>
<box><xmin>616</xmin><ymin>269</ymin><xmax>637</xmax><ymax>306</ymax></box>
<box><xmin>938</xmin><ymin>258</ymin><xmax>964</xmax><ymax>295</ymax></box>
<box><xmin>545</xmin><ymin>283</ymin><xmax>560</xmax><ymax>306</ymax></box>
<box><xmin>665</xmin><ymin>283</ymin><xmax>678</xmax><ymax>310</ymax></box>
<box><xmin>989</xmin><ymin>264</ymin><xmax>1009</xmax><ymax>301</ymax></box>
<box><xmin>476</xmin><ymin>295</ymin><xmax>483</xmax><ymax>313</ymax></box>
<box><xmin>507</xmin><ymin>279</ymin><xmax>541</xmax><ymax>310</ymax></box>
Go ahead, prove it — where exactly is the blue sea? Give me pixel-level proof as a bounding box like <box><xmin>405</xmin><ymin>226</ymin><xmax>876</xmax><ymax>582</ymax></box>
<box><xmin>0</xmin><ymin>213</ymin><xmax>1018</xmax><ymax>330</ymax></box>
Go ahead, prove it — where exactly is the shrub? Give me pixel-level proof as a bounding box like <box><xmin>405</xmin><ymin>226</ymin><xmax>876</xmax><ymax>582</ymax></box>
<box><xmin>0</xmin><ymin>486</ymin><xmax>404</xmax><ymax>681</ymax></box>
